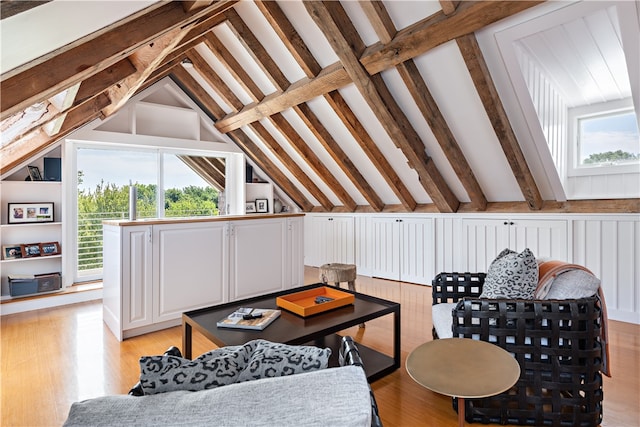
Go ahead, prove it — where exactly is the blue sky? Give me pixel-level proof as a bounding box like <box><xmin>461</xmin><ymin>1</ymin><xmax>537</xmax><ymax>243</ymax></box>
<box><xmin>580</xmin><ymin>110</ymin><xmax>639</xmax><ymax>159</ymax></box>
<box><xmin>77</xmin><ymin>148</ymin><xmax>210</xmax><ymax>191</ymax></box>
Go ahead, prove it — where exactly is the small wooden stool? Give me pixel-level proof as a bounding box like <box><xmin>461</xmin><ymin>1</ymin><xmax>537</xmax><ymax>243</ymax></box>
<box><xmin>319</xmin><ymin>263</ymin><xmax>363</xmax><ymax>327</ymax></box>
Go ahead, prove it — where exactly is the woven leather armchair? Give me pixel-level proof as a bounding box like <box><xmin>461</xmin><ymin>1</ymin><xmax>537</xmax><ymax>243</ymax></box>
<box><xmin>432</xmin><ymin>272</ymin><xmax>605</xmax><ymax>427</ymax></box>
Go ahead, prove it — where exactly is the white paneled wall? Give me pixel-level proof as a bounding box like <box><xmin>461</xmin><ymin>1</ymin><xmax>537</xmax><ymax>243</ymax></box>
<box><xmin>572</xmin><ymin>217</ymin><xmax>640</xmax><ymax>324</ymax></box>
<box><xmin>306</xmin><ymin>213</ymin><xmax>640</xmax><ymax>324</ymax></box>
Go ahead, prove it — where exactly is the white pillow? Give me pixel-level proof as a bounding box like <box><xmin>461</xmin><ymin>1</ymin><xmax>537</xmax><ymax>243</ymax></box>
<box><xmin>544</xmin><ymin>269</ymin><xmax>601</xmax><ymax>299</ymax></box>
<box><xmin>431</xmin><ymin>303</ymin><xmax>457</xmax><ymax>339</ymax></box>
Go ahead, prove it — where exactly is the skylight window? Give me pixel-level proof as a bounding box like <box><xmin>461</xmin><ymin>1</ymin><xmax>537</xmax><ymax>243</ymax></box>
<box><xmin>577</xmin><ymin>109</ymin><xmax>639</xmax><ymax>167</ymax></box>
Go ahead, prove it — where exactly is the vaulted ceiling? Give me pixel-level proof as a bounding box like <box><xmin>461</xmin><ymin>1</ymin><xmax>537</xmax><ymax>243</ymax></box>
<box><xmin>1</xmin><ymin>0</ymin><xmax>638</xmax><ymax>214</ymax></box>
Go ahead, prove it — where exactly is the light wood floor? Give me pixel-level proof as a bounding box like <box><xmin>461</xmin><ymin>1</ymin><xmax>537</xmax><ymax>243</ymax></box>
<box><xmin>1</xmin><ymin>267</ymin><xmax>639</xmax><ymax>427</ymax></box>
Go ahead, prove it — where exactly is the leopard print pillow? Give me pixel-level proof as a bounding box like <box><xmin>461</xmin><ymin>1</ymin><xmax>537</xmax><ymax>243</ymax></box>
<box><xmin>480</xmin><ymin>248</ymin><xmax>538</xmax><ymax>299</ymax></box>
<box><xmin>139</xmin><ymin>340</ymin><xmax>331</xmax><ymax>395</ymax></box>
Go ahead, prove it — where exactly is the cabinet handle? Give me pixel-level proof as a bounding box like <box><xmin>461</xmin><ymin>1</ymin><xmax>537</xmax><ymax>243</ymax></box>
<box><xmin>503</xmin><ymin>221</ymin><xmax>514</xmax><ymax>226</ymax></box>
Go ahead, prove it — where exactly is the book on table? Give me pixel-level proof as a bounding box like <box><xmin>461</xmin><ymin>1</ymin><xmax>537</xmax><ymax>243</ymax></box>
<box><xmin>216</xmin><ymin>307</ymin><xmax>281</xmax><ymax>330</ymax></box>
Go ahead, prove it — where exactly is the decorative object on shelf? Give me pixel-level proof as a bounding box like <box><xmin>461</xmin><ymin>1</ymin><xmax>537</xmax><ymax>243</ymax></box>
<box><xmin>255</xmin><ymin>198</ymin><xmax>268</xmax><ymax>213</ymax></box>
<box><xmin>129</xmin><ymin>181</ymin><xmax>137</xmax><ymax>220</ymax></box>
<box><xmin>2</xmin><ymin>245</ymin><xmax>22</xmax><ymax>260</ymax></box>
<box><xmin>43</xmin><ymin>157</ymin><xmax>61</xmax><ymax>181</ymax></box>
<box><xmin>7</xmin><ymin>202</ymin><xmax>54</xmax><ymax>224</ymax></box>
<box><xmin>8</xmin><ymin>272</ymin><xmax>62</xmax><ymax>297</ymax></box>
<box><xmin>40</xmin><ymin>241</ymin><xmax>60</xmax><ymax>256</ymax></box>
<box><xmin>20</xmin><ymin>243</ymin><xmax>41</xmax><ymax>258</ymax></box>
<box><xmin>27</xmin><ymin>165</ymin><xmax>43</xmax><ymax>181</ymax></box>
<box><xmin>245</xmin><ymin>201</ymin><xmax>256</xmax><ymax>213</ymax></box>
<box><xmin>274</xmin><ymin>198</ymin><xmax>283</xmax><ymax>213</ymax></box>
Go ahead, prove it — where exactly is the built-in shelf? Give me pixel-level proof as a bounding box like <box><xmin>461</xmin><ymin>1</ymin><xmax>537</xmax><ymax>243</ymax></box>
<box><xmin>0</xmin><ymin>254</ymin><xmax>62</xmax><ymax>264</ymax></box>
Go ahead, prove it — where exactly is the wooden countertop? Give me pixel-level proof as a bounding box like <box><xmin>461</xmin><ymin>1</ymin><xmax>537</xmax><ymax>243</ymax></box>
<box><xmin>103</xmin><ymin>213</ymin><xmax>304</xmax><ymax>226</ymax></box>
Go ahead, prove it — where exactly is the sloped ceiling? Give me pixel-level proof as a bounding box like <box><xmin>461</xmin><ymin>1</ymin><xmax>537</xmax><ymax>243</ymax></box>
<box><xmin>1</xmin><ymin>0</ymin><xmax>638</xmax><ymax>214</ymax></box>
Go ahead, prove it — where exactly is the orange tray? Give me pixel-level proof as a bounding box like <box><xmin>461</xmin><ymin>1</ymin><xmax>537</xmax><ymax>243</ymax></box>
<box><xmin>276</xmin><ymin>286</ymin><xmax>355</xmax><ymax>317</ymax></box>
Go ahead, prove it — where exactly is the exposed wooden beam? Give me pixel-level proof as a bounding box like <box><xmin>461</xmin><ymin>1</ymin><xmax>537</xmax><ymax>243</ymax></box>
<box><xmin>1</xmin><ymin>0</ymin><xmax>50</xmax><ymax>20</ymax></box>
<box><xmin>182</xmin><ymin>1</ymin><xmax>214</xmax><ymax>13</ymax></box>
<box><xmin>1</xmin><ymin>1</ymin><xmax>238</xmax><ymax>120</ymax></box>
<box><xmin>268</xmin><ymin>113</ymin><xmax>357</xmax><ymax>211</ymax></box>
<box><xmin>293</xmin><ymin>103</ymin><xmax>384</xmax><ymax>212</ymax></box>
<box><xmin>361</xmin><ymin>1</ymin><xmax>543</xmax><ymax>75</ymax></box>
<box><xmin>224</xmin><ymin>8</ymin><xmax>290</xmax><ymax>91</ymax></box>
<box><xmin>360</xmin><ymin>0</ymin><xmax>487</xmax><ymax>210</ymax></box>
<box><xmin>1</xmin><ymin>94</ymin><xmax>110</xmax><ymax>175</ymax></box>
<box><xmin>457</xmin><ymin>199</ymin><xmax>640</xmax><ymax>214</ymax></box>
<box><xmin>439</xmin><ymin>1</ymin><xmax>461</xmax><ymax>16</ymax></box>
<box><xmin>324</xmin><ymin>91</ymin><xmax>417</xmax><ymax>211</ymax></box>
<box><xmin>188</xmin><ymin>49</ymin><xmax>244</xmax><ymax>112</ymax></box>
<box><xmin>102</xmin><ymin>24</ymin><xmax>195</xmax><ymax>117</ymax></box>
<box><xmin>457</xmin><ymin>33</ymin><xmax>543</xmax><ymax>210</ymax></box>
<box><xmin>170</xmin><ymin>66</ymin><xmax>313</xmax><ymax>211</ymax></box>
<box><xmin>214</xmin><ymin>1</ymin><xmax>541</xmax><ymax>134</ymax></box>
<box><xmin>179</xmin><ymin>156</ymin><xmax>224</xmax><ymax>191</ymax></box>
<box><xmin>203</xmin><ymin>32</ymin><xmax>264</xmax><ymax>103</ymax></box>
<box><xmin>305</xmin><ymin>1</ymin><xmax>459</xmax><ymax>213</ymax></box>
<box><xmin>215</xmin><ymin>63</ymin><xmax>350</xmax><ymax>133</ymax></box>
<box><xmin>250</xmin><ymin>121</ymin><xmax>334</xmax><ymax>211</ymax></box>
<box><xmin>254</xmin><ymin>0</ymin><xmax>321</xmax><ymax>78</ymax></box>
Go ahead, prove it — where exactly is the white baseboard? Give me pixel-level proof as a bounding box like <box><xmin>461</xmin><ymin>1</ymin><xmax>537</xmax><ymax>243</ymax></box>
<box><xmin>0</xmin><ymin>289</ymin><xmax>102</xmax><ymax>316</ymax></box>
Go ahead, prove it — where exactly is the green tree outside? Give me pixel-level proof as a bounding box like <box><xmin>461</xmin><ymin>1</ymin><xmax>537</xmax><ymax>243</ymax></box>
<box><xmin>77</xmin><ymin>177</ymin><xmax>219</xmax><ymax>271</ymax></box>
<box><xmin>583</xmin><ymin>150</ymin><xmax>639</xmax><ymax>165</ymax></box>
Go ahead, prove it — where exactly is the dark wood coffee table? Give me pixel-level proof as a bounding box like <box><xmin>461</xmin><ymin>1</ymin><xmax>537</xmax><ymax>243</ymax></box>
<box><xmin>182</xmin><ymin>283</ymin><xmax>401</xmax><ymax>381</ymax></box>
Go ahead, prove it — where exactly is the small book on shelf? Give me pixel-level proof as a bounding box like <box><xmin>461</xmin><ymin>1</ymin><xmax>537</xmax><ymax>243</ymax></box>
<box><xmin>217</xmin><ymin>307</ymin><xmax>281</xmax><ymax>331</ymax></box>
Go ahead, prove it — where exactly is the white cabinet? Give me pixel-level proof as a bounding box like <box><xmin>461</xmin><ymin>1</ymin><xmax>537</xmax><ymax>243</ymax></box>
<box><xmin>460</xmin><ymin>218</ymin><xmax>568</xmax><ymax>272</ymax></box>
<box><xmin>103</xmin><ymin>215</ymin><xmax>304</xmax><ymax>340</ymax></box>
<box><xmin>0</xmin><ymin>181</ymin><xmax>64</xmax><ymax>298</ymax></box>
<box><xmin>154</xmin><ymin>222</ymin><xmax>228</xmax><ymax>323</ymax></box>
<box><xmin>361</xmin><ymin>215</ymin><xmax>434</xmax><ymax>285</ymax></box>
<box><xmin>304</xmin><ymin>214</ymin><xmax>354</xmax><ymax>267</ymax></box>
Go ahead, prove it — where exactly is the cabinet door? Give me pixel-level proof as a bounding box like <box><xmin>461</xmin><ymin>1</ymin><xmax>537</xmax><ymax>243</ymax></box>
<box><xmin>153</xmin><ymin>222</ymin><xmax>228</xmax><ymax>323</ymax></box>
<box><xmin>229</xmin><ymin>218</ymin><xmax>287</xmax><ymax>300</ymax></box>
<box><xmin>399</xmin><ymin>217</ymin><xmax>434</xmax><ymax>285</ymax></box>
<box><xmin>122</xmin><ymin>226</ymin><xmax>153</xmax><ymax>329</ymax></box>
<box><xmin>370</xmin><ymin>217</ymin><xmax>401</xmax><ymax>281</ymax></box>
<box><xmin>306</xmin><ymin>215</ymin><xmax>355</xmax><ymax>266</ymax></box>
<box><xmin>461</xmin><ymin>218</ymin><xmax>567</xmax><ymax>272</ymax></box>
<box><xmin>286</xmin><ymin>217</ymin><xmax>304</xmax><ymax>288</ymax></box>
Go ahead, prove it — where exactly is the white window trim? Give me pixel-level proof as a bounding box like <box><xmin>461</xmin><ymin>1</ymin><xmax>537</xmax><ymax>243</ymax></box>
<box><xmin>567</xmin><ymin>98</ymin><xmax>639</xmax><ymax>177</ymax></box>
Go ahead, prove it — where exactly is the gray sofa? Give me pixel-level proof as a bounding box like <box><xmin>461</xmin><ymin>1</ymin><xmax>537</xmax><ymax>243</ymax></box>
<box><xmin>63</xmin><ymin>336</ymin><xmax>381</xmax><ymax>427</ymax></box>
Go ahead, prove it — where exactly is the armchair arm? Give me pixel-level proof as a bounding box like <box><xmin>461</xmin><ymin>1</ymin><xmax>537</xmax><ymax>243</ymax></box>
<box><xmin>431</xmin><ymin>272</ymin><xmax>485</xmax><ymax>305</ymax></box>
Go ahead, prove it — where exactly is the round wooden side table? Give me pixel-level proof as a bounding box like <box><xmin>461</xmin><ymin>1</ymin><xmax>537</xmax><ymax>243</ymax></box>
<box><xmin>406</xmin><ymin>338</ymin><xmax>520</xmax><ymax>427</ymax></box>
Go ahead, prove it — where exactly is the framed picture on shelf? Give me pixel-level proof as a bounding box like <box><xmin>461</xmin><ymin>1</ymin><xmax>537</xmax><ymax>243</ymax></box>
<box><xmin>21</xmin><ymin>243</ymin><xmax>41</xmax><ymax>258</ymax></box>
<box><xmin>2</xmin><ymin>245</ymin><xmax>22</xmax><ymax>260</ymax></box>
<box><xmin>28</xmin><ymin>165</ymin><xmax>43</xmax><ymax>181</ymax></box>
<box><xmin>245</xmin><ymin>202</ymin><xmax>257</xmax><ymax>213</ymax></box>
<box><xmin>255</xmin><ymin>198</ymin><xmax>268</xmax><ymax>213</ymax></box>
<box><xmin>40</xmin><ymin>242</ymin><xmax>60</xmax><ymax>256</ymax></box>
<box><xmin>7</xmin><ymin>202</ymin><xmax>54</xmax><ymax>224</ymax></box>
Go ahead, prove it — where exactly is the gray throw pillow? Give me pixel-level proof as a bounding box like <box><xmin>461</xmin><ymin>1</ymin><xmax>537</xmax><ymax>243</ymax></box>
<box><xmin>139</xmin><ymin>343</ymin><xmax>251</xmax><ymax>394</ymax></box>
<box><xmin>139</xmin><ymin>340</ymin><xmax>331</xmax><ymax>395</ymax></box>
<box><xmin>480</xmin><ymin>248</ymin><xmax>538</xmax><ymax>299</ymax></box>
<box><xmin>237</xmin><ymin>340</ymin><xmax>331</xmax><ymax>382</ymax></box>
<box><xmin>544</xmin><ymin>269</ymin><xmax>601</xmax><ymax>299</ymax></box>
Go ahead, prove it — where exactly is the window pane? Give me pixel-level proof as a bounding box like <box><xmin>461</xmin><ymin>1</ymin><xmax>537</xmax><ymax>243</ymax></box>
<box><xmin>76</xmin><ymin>148</ymin><xmax>157</xmax><ymax>277</ymax></box>
<box><xmin>578</xmin><ymin>110</ymin><xmax>640</xmax><ymax>166</ymax></box>
<box><xmin>163</xmin><ymin>154</ymin><xmax>221</xmax><ymax>217</ymax></box>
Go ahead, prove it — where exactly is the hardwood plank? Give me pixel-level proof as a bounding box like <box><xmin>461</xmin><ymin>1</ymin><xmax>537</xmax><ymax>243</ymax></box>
<box><xmin>293</xmin><ymin>102</ymin><xmax>385</xmax><ymax>212</ymax></box>
<box><xmin>456</xmin><ymin>33</ymin><xmax>543</xmax><ymax>210</ymax></box>
<box><xmin>305</xmin><ymin>1</ymin><xmax>459</xmax><ymax>213</ymax></box>
<box><xmin>268</xmin><ymin>113</ymin><xmax>357</xmax><ymax>211</ymax></box>
<box><xmin>1</xmin><ymin>268</ymin><xmax>638</xmax><ymax>427</ymax></box>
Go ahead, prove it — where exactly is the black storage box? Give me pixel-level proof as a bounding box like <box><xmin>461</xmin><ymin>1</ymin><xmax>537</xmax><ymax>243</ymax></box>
<box><xmin>9</xmin><ymin>272</ymin><xmax>61</xmax><ymax>297</ymax></box>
